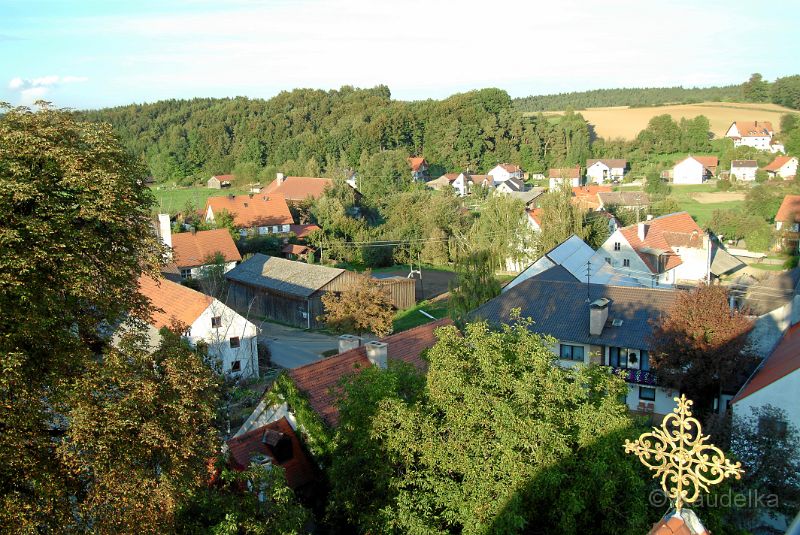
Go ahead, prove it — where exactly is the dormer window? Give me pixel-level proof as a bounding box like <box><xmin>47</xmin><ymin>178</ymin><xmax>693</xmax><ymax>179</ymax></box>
<box><xmin>614</xmin><ymin>242</ymin><xmax>621</xmax><ymax>251</ymax></box>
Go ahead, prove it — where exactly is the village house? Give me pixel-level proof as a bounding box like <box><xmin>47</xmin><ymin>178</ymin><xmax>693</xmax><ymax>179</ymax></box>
<box><xmin>261</xmin><ymin>174</ymin><xmax>334</xmax><ymax>202</ymax></box>
<box><xmin>205</xmin><ymin>192</ymin><xmax>294</xmax><ymax>237</ymax></box>
<box><xmin>596</xmin><ymin>191</ymin><xmax>650</xmax><ymax>211</ymax></box>
<box><xmin>572</xmin><ymin>185</ymin><xmax>611</xmax><ymax>211</ymax></box>
<box><xmin>494</xmin><ymin>176</ymin><xmax>527</xmax><ymax>194</ymax></box>
<box><xmin>487</xmin><ymin>163</ymin><xmax>524</xmax><ymax>185</ymax></box>
<box><xmin>548</xmin><ymin>165</ymin><xmax>582</xmax><ymax>189</ymax></box>
<box><xmin>591</xmin><ymin>211</ymin><xmax>743</xmax><ymax>287</ymax></box>
<box><xmin>207</xmin><ymin>174</ymin><xmax>234</xmax><ymax>189</ymax></box>
<box><xmin>730</xmin><ymin>159</ymin><xmax>758</xmax><ymax>181</ymax></box>
<box><xmin>235</xmin><ymin>318</ymin><xmax>452</xmax><ymax>438</ymax></box>
<box><xmin>502</xmin><ymin>187</ymin><xmax>545</xmax><ymax>208</ymax></box>
<box><xmin>408</xmin><ymin>157</ymin><xmax>429</xmax><ymax>181</ymax></box>
<box><xmin>425</xmin><ymin>172</ymin><xmax>460</xmax><ymax>192</ymax></box>
<box><xmin>137</xmin><ymin>275</ymin><xmax>260</xmax><ymax>378</ymax></box>
<box><xmin>472</xmin><ymin>268</ymin><xmax>682</xmax><ymax>419</ymax></box>
<box><xmin>281</xmin><ymin>243</ymin><xmax>316</xmax><ymax>262</ymax></box>
<box><xmin>725</xmin><ymin>121</ymin><xmax>775</xmax><ymax>151</ymax></box>
<box><xmin>453</xmin><ymin>172</ymin><xmax>492</xmax><ymax>196</ymax></box>
<box><xmin>775</xmin><ymin>195</ymin><xmax>800</xmax><ymax>252</ymax></box>
<box><xmin>527</xmin><ymin>209</ymin><xmax>542</xmax><ymax>232</ymax></box>
<box><xmin>671</xmin><ymin>155</ymin><xmax>718</xmax><ymax>185</ymax></box>
<box><xmin>156</xmin><ymin>214</ymin><xmax>241</xmax><ymax>281</ymax></box>
<box><xmin>585</xmin><ymin>159</ymin><xmax>627</xmax><ymax>184</ymax></box>
<box><xmin>763</xmin><ymin>155</ymin><xmax>798</xmax><ymax>180</ymax></box>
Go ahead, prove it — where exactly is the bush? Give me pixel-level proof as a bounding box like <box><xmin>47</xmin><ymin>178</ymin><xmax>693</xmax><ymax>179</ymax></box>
<box><xmin>744</xmin><ymin>223</ymin><xmax>775</xmax><ymax>252</ymax></box>
<box><xmin>716</xmin><ymin>178</ymin><xmax>732</xmax><ymax>191</ymax></box>
<box><xmin>783</xmin><ymin>256</ymin><xmax>799</xmax><ymax>269</ymax></box>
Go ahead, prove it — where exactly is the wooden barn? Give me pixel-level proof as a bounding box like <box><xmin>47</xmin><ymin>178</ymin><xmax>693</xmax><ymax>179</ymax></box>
<box><xmin>225</xmin><ymin>255</ymin><xmax>415</xmax><ymax>329</ymax></box>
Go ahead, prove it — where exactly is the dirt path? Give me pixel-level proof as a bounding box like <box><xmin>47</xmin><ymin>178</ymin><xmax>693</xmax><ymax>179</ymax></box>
<box><xmin>692</xmin><ymin>192</ymin><xmax>746</xmax><ymax>203</ymax></box>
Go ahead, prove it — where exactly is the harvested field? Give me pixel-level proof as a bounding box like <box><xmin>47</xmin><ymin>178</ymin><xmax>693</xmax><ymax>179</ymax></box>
<box><xmin>539</xmin><ymin>101</ymin><xmax>795</xmax><ymax>140</ymax></box>
<box><xmin>692</xmin><ymin>192</ymin><xmax>746</xmax><ymax>203</ymax></box>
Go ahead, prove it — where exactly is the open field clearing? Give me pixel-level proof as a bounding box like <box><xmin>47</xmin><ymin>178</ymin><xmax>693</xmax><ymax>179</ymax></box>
<box><xmin>620</xmin><ymin>183</ymin><xmax>745</xmax><ymax>226</ymax></box>
<box><xmin>150</xmin><ymin>186</ymin><xmax>249</xmax><ymax>214</ymax></box>
<box><xmin>539</xmin><ymin>101</ymin><xmax>795</xmax><ymax>140</ymax></box>
<box><xmin>693</xmin><ymin>192</ymin><xmax>745</xmax><ymax>203</ymax></box>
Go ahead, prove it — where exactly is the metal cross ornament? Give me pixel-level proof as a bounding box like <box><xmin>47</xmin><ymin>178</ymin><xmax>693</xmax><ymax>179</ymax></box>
<box><xmin>624</xmin><ymin>395</ymin><xmax>743</xmax><ymax>513</ymax></box>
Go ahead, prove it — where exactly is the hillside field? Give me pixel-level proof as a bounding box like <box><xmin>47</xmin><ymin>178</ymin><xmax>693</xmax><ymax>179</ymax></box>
<box><xmin>150</xmin><ymin>186</ymin><xmax>249</xmax><ymax>215</ymax></box>
<box><xmin>619</xmin><ymin>183</ymin><xmax>744</xmax><ymax>226</ymax></box>
<box><xmin>538</xmin><ymin>101</ymin><xmax>796</xmax><ymax>140</ymax></box>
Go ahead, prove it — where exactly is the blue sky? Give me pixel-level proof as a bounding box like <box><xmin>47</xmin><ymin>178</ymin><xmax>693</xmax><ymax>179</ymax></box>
<box><xmin>1</xmin><ymin>0</ymin><xmax>798</xmax><ymax>109</ymax></box>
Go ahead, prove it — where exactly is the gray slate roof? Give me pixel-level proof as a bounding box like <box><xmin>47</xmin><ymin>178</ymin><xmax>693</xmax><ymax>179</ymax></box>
<box><xmin>225</xmin><ymin>253</ymin><xmax>344</xmax><ymax>297</ymax></box>
<box><xmin>597</xmin><ymin>191</ymin><xmax>650</xmax><ymax>206</ymax></box>
<box><xmin>471</xmin><ymin>273</ymin><xmax>679</xmax><ymax>350</ymax></box>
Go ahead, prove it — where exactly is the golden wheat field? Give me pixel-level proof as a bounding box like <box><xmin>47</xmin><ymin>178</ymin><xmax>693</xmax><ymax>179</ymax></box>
<box><xmin>540</xmin><ymin>101</ymin><xmax>796</xmax><ymax>140</ymax></box>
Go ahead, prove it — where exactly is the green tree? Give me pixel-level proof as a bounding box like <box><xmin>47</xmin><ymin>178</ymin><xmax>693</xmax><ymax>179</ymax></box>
<box><xmin>679</xmin><ymin>115</ymin><xmax>711</xmax><ymax>152</ymax></box>
<box><xmin>358</xmin><ymin>149</ymin><xmax>412</xmax><ymax>200</ymax></box>
<box><xmin>469</xmin><ymin>193</ymin><xmax>535</xmax><ymax>270</ymax></box>
<box><xmin>535</xmin><ymin>184</ymin><xmax>586</xmax><ymax>253</ymax></box>
<box><xmin>644</xmin><ymin>169</ymin><xmax>671</xmax><ymax>197</ymax></box>
<box><xmin>742</xmin><ymin>73</ymin><xmax>770</xmax><ymax>103</ymax></box>
<box><xmin>448</xmin><ymin>250</ymin><xmax>501</xmax><ymax>323</ymax></box>
<box><xmin>745</xmin><ymin>184</ymin><xmax>784</xmax><ymax>221</ymax></box>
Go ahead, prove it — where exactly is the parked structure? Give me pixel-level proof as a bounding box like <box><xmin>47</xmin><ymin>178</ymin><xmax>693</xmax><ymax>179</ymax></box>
<box><xmin>672</xmin><ymin>155</ymin><xmax>718</xmax><ymax>185</ymax></box>
<box><xmin>408</xmin><ymin>157</ymin><xmax>429</xmax><ymax>181</ymax></box>
<box><xmin>585</xmin><ymin>159</ymin><xmax>627</xmax><ymax>184</ymax></box>
<box><xmin>763</xmin><ymin>156</ymin><xmax>798</xmax><ymax>180</ymax></box>
<box><xmin>205</xmin><ymin>192</ymin><xmax>294</xmax><ymax>236</ymax></box>
<box><xmin>208</xmin><ymin>174</ymin><xmax>234</xmax><ymax>189</ymax></box>
<box><xmin>725</xmin><ymin>121</ymin><xmax>775</xmax><ymax>151</ymax></box>
<box><xmin>730</xmin><ymin>160</ymin><xmax>758</xmax><ymax>181</ymax></box>
<box><xmin>548</xmin><ymin>166</ymin><xmax>582</xmax><ymax>189</ymax></box>
<box><xmin>137</xmin><ymin>275</ymin><xmax>259</xmax><ymax>378</ymax></box>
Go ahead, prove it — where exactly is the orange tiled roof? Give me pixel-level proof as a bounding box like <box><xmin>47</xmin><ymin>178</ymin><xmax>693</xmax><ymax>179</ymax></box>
<box><xmin>262</xmin><ymin>176</ymin><xmax>332</xmax><ymax>201</ymax></box>
<box><xmin>528</xmin><ymin>208</ymin><xmax>542</xmax><ymax>226</ymax></box>
<box><xmin>732</xmin><ymin>120</ymin><xmax>773</xmax><ymax>138</ymax></box>
<box><xmin>694</xmin><ymin>156</ymin><xmax>718</xmax><ymax>169</ymax></box>
<box><xmin>548</xmin><ymin>165</ymin><xmax>581</xmax><ymax>179</ymax></box>
<box><xmin>281</xmin><ymin>244</ymin><xmax>313</xmax><ymax>255</ymax></box>
<box><xmin>289</xmin><ymin>223</ymin><xmax>321</xmax><ymax>239</ymax></box>
<box><xmin>498</xmin><ymin>163</ymin><xmax>521</xmax><ymax>173</ymax></box>
<box><xmin>226</xmin><ymin>417</ymin><xmax>316</xmax><ymax>489</ymax></box>
<box><xmin>205</xmin><ymin>193</ymin><xmax>294</xmax><ymax>229</ymax></box>
<box><xmin>212</xmin><ymin>174</ymin><xmax>234</xmax><ymax>181</ymax></box>
<box><xmin>170</xmin><ymin>229</ymin><xmax>241</xmax><ymax>269</ymax></box>
<box><xmin>137</xmin><ymin>275</ymin><xmax>212</xmax><ymax>329</ymax></box>
<box><xmin>572</xmin><ymin>185</ymin><xmax>611</xmax><ymax>210</ymax></box>
<box><xmin>734</xmin><ymin>322</ymin><xmax>800</xmax><ymax>403</ymax></box>
<box><xmin>776</xmin><ymin>195</ymin><xmax>800</xmax><ymax>223</ymax></box>
<box><xmin>764</xmin><ymin>156</ymin><xmax>795</xmax><ymax>172</ymax></box>
<box><xmin>408</xmin><ymin>157</ymin><xmax>427</xmax><ymax>171</ymax></box>
<box><xmin>287</xmin><ymin>318</ymin><xmax>452</xmax><ymax>426</ymax></box>
<box><xmin>648</xmin><ymin>514</ymin><xmax>708</xmax><ymax>535</ymax></box>
<box><xmin>619</xmin><ymin>212</ymin><xmax>702</xmax><ymax>273</ymax></box>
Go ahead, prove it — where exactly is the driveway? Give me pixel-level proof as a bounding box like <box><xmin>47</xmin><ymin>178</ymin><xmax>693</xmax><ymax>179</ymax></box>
<box><xmin>258</xmin><ymin>321</ymin><xmax>339</xmax><ymax>369</ymax></box>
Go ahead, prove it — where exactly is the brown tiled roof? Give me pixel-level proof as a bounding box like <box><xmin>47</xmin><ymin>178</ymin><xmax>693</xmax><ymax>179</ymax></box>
<box><xmin>693</xmin><ymin>156</ymin><xmax>718</xmax><ymax>170</ymax></box>
<box><xmin>170</xmin><ymin>229</ymin><xmax>241</xmax><ymax>269</ymax></box>
<box><xmin>206</xmin><ymin>193</ymin><xmax>294</xmax><ymax>228</ymax></box>
<box><xmin>262</xmin><ymin>176</ymin><xmax>332</xmax><ymax>201</ymax></box>
<box><xmin>408</xmin><ymin>157</ymin><xmax>427</xmax><ymax>171</ymax></box>
<box><xmin>281</xmin><ymin>244</ymin><xmax>313</xmax><ymax>255</ymax></box>
<box><xmin>212</xmin><ymin>174</ymin><xmax>234</xmax><ymax>181</ymax></box>
<box><xmin>572</xmin><ymin>185</ymin><xmax>611</xmax><ymax>210</ymax></box>
<box><xmin>289</xmin><ymin>224</ymin><xmax>321</xmax><ymax>239</ymax></box>
<box><xmin>226</xmin><ymin>417</ymin><xmax>316</xmax><ymax>489</ymax></box>
<box><xmin>137</xmin><ymin>275</ymin><xmax>211</xmax><ymax>329</ymax></box>
<box><xmin>732</xmin><ymin>120</ymin><xmax>773</xmax><ymax>138</ymax></box>
<box><xmin>586</xmin><ymin>158</ymin><xmax>627</xmax><ymax>169</ymax></box>
<box><xmin>731</xmin><ymin>159</ymin><xmax>758</xmax><ymax>168</ymax></box>
<box><xmin>764</xmin><ymin>156</ymin><xmax>795</xmax><ymax>172</ymax></box>
<box><xmin>734</xmin><ymin>322</ymin><xmax>800</xmax><ymax>403</ymax></box>
<box><xmin>597</xmin><ymin>191</ymin><xmax>650</xmax><ymax>207</ymax></box>
<box><xmin>548</xmin><ymin>165</ymin><xmax>581</xmax><ymax>179</ymax></box>
<box><xmin>648</xmin><ymin>514</ymin><xmax>707</xmax><ymax>535</ymax></box>
<box><xmin>498</xmin><ymin>163</ymin><xmax>521</xmax><ymax>173</ymax></box>
<box><xmin>619</xmin><ymin>212</ymin><xmax>702</xmax><ymax>273</ymax></box>
<box><xmin>287</xmin><ymin>318</ymin><xmax>452</xmax><ymax>426</ymax></box>
<box><xmin>467</xmin><ymin>174</ymin><xmax>491</xmax><ymax>184</ymax></box>
<box><xmin>776</xmin><ymin>195</ymin><xmax>800</xmax><ymax>223</ymax></box>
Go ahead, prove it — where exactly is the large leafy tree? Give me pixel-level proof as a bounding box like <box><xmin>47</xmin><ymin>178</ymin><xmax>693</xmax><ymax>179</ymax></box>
<box><xmin>648</xmin><ymin>284</ymin><xmax>757</xmax><ymax>412</ymax></box>
<box><xmin>365</xmin><ymin>319</ymin><xmax>652</xmax><ymax>534</ymax></box>
<box><xmin>319</xmin><ymin>273</ymin><xmax>395</xmax><ymax>336</ymax></box>
<box><xmin>448</xmin><ymin>250</ymin><xmax>501</xmax><ymax>323</ymax></box>
<box><xmin>535</xmin><ymin>184</ymin><xmax>586</xmax><ymax>253</ymax></box>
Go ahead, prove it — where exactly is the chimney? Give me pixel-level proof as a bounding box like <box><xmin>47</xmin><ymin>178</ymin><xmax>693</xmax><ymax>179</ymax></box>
<box><xmin>249</xmin><ymin>192</ymin><xmax>254</xmax><ymax>199</ymax></box>
<box><xmin>646</xmin><ymin>214</ymin><xmax>654</xmax><ymax>221</ymax></box>
<box><xmin>338</xmin><ymin>334</ymin><xmax>361</xmax><ymax>354</ymax></box>
<box><xmin>638</xmin><ymin>222</ymin><xmax>647</xmax><ymax>241</ymax></box>
<box><xmin>158</xmin><ymin>213</ymin><xmax>172</xmax><ymax>249</ymax></box>
<box><xmin>589</xmin><ymin>298</ymin><xmax>610</xmax><ymax>336</ymax></box>
<box><xmin>276</xmin><ymin>172</ymin><xmax>285</xmax><ymax>185</ymax></box>
<box><xmin>365</xmin><ymin>341</ymin><xmax>388</xmax><ymax>369</ymax></box>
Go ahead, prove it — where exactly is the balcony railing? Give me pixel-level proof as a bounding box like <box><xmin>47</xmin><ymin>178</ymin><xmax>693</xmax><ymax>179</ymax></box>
<box><xmin>609</xmin><ymin>366</ymin><xmax>657</xmax><ymax>386</ymax></box>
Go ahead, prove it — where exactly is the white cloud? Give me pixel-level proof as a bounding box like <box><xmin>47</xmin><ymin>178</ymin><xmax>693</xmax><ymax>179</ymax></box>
<box><xmin>7</xmin><ymin>75</ymin><xmax>88</xmax><ymax>104</ymax></box>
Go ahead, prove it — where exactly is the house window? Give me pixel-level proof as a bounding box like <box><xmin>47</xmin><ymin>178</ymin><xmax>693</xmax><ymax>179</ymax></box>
<box><xmin>560</xmin><ymin>344</ymin><xmax>585</xmax><ymax>362</ymax></box>
<box><xmin>282</xmin><ymin>224</ymin><xmax>290</xmax><ymax>233</ymax></box>
<box><xmin>639</xmin><ymin>387</ymin><xmax>656</xmax><ymax>401</ymax></box>
<box><xmin>614</xmin><ymin>242</ymin><xmax>621</xmax><ymax>251</ymax></box>
<box><xmin>272</xmin><ymin>225</ymin><xmax>279</xmax><ymax>233</ymax></box>
<box><xmin>180</xmin><ymin>268</ymin><xmax>193</xmax><ymax>280</ymax></box>
<box><xmin>231</xmin><ymin>360</ymin><xmax>241</xmax><ymax>372</ymax></box>
<box><xmin>258</xmin><ymin>227</ymin><xmax>268</xmax><ymax>235</ymax></box>
<box><xmin>229</xmin><ymin>336</ymin><xmax>240</xmax><ymax>349</ymax></box>
<box><xmin>623</xmin><ymin>258</ymin><xmax>630</xmax><ymax>267</ymax></box>
<box><xmin>609</xmin><ymin>348</ymin><xmax>649</xmax><ymax>370</ymax></box>
<box><xmin>211</xmin><ymin>316</ymin><xmax>222</xmax><ymax>328</ymax></box>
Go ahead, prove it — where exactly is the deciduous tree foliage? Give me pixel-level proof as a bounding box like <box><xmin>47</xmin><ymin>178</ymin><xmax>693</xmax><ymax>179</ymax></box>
<box><xmin>448</xmin><ymin>250</ymin><xmax>501</xmax><ymax>323</ymax></box>
<box><xmin>319</xmin><ymin>273</ymin><xmax>395</xmax><ymax>336</ymax></box>
<box><xmin>648</xmin><ymin>285</ymin><xmax>757</xmax><ymax>412</ymax></box>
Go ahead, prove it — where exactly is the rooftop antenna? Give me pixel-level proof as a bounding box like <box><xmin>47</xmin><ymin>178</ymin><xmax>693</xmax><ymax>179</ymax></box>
<box><xmin>585</xmin><ymin>259</ymin><xmax>591</xmax><ymax>302</ymax></box>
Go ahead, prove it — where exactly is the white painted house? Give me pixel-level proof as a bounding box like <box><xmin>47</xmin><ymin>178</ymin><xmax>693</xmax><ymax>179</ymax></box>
<box><xmin>451</xmin><ymin>172</ymin><xmax>492</xmax><ymax>197</ymax></box>
<box><xmin>487</xmin><ymin>163</ymin><xmax>523</xmax><ymax>185</ymax></box>
<box><xmin>725</xmin><ymin>121</ymin><xmax>775</xmax><ymax>151</ymax></box>
<box><xmin>548</xmin><ymin>165</ymin><xmax>582</xmax><ymax>189</ymax></box>
<box><xmin>157</xmin><ymin>214</ymin><xmax>241</xmax><ymax>281</ymax></box>
<box><xmin>138</xmin><ymin>275</ymin><xmax>260</xmax><ymax>379</ymax></box>
<box><xmin>730</xmin><ymin>160</ymin><xmax>758</xmax><ymax>182</ymax></box>
<box><xmin>585</xmin><ymin>159</ymin><xmax>627</xmax><ymax>184</ymax></box>
<box><xmin>764</xmin><ymin>156</ymin><xmax>798</xmax><ymax>180</ymax></box>
<box><xmin>672</xmin><ymin>155</ymin><xmax>718</xmax><ymax>185</ymax></box>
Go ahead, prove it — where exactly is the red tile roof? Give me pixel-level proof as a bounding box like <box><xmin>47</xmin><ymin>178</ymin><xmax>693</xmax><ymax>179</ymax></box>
<box><xmin>619</xmin><ymin>212</ymin><xmax>702</xmax><ymax>273</ymax></box>
<box><xmin>764</xmin><ymin>156</ymin><xmax>795</xmax><ymax>172</ymax></box>
<box><xmin>281</xmin><ymin>244</ymin><xmax>313</xmax><ymax>255</ymax></box>
<box><xmin>212</xmin><ymin>174</ymin><xmax>234</xmax><ymax>181</ymax></box>
<box><xmin>170</xmin><ymin>229</ymin><xmax>241</xmax><ymax>269</ymax></box>
<box><xmin>775</xmin><ymin>195</ymin><xmax>800</xmax><ymax>223</ymax></box>
<box><xmin>734</xmin><ymin>322</ymin><xmax>800</xmax><ymax>403</ymax></box>
<box><xmin>586</xmin><ymin>158</ymin><xmax>627</xmax><ymax>169</ymax></box>
<box><xmin>137</xmin><ymin>275</ymin><xmax>211</xmax><ymax>329</ymax></box>
<box><xmin>289</xmin><ymin>224</ymin><xmax>321</xmax><ymax>239</ymax></box>
<box><xmin>262</xmin><ymin>176</ymin><xmax>332</xmax><ymax>201</ymax></box>
<box><xmin>498</xmin><ymin>163</ymin><xmax>521</xmax><ymax>173</ymax></box>
<box><xmin>287</xmin><ymin>318</ymin><xmax>452</xmax><ymax>426</ymax></box>
<box><xmin>648</xmin><ymin>513</ymin><xmax>708</xmax><ymax>535</ymax></box>
<box><xmin>206</xmin><ymin>193</ymin><xmax>294</xmax><ymax>229</ymax></box>
<box><xmin>732</xmin><ymin>120</ymin><xmax>773</xmax><ymax>138</ymax></box>
<box><xmin>572</xmin><ymin>185</ymin><xmax>612</xmax><ymax>210</ymax></box>
<box><xmin>548</xmin><ymin>165</ymin><xmax>581</xmax><ymax>179</ymax></box>
<box><xmin>408</xmin><ymin>157</ymin><xmax>427</xmax><ymax>171</ymax></box>
<box><xmin>528</xmin><ymin>208</ymin><xmax>542</xmax><ymax>226</ymax></box>
<box><xmin>226</xmin><ymin>417</ymin><xmax>316</xmax><ymax>489</ymax></box>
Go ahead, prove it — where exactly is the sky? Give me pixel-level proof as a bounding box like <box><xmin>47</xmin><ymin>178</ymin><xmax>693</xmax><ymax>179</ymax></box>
<box><xmin>1</xmin><ymin>0</ymin><xmax>798</xmax><ymax>110</ymax></box>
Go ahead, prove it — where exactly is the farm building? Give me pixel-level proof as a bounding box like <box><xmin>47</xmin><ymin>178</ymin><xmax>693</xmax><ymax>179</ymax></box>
<box><xmin>672</xmin><ymin>155</ymin><xmax>718</xmax><ymax>185</ymax></box>
<box><xmin>225</xmin><ymin>255</ymin><xmax>415</xmax><ymax>329</ymax></box>
<box><xmin>208</xmin><ymin>174</ymin><xmax>234</xmax><ymax>189</ymax></box>
<box><xmin>730</xmin><ymin>160</ymin><xmax>758</xmax><ymax>181</ymax></box>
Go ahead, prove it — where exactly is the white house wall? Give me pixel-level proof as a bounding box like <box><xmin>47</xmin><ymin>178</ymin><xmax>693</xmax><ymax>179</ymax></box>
<box><xmin>673</xmin><ymin>159</ymin><xmax>705</xmax><ymax>185</ymax></box>
<box><xmin>189</xmin><ymin>299</ymin><xmax>260</xmax><ymax>379</ymax></box>
<box><xmin>731</xmin><ymin>167</ymin><xmax>757</xmax><ymax>181</ymax></box>
<box><xmin>733</xmin><ymin>370</ymin><xmax>800</xmax><ymax>435</ymax></box>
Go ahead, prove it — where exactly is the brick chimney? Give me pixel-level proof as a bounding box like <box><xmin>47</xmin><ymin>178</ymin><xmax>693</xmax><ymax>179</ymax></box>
<box><xmin>338</xmin><ymin>334</ymin><xmax>361</xmax><ymax>354</ymax></box>
<box><xmin>638</xmin><ymin>222</ymin><xmax>648</xmax><ymax>241</ymax></box>
<box><xmin>365</xmin><ymin>341</ymin><xmax>388</xmax><ymax>369</ymax></box>
<box><xmin>589</xmin><ymin>298</ymin><xmax>610</xmax><ymax>336</ymax></box>
<box><xmin>276</xmin><ymin>172</ymin><xmax>285</xmax><ymax>185</ymax></box>
<box><xmin>158</xmin><ymin>213</ymin><xmax>172</xmax><ymax>249</ymax></box>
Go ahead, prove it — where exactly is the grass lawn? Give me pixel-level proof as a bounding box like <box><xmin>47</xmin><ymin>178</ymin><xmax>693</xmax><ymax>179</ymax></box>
<box><xmin>619</xmin><ymin>183</ymin><xmax>744</xmax><ymax>227</ymax></box>
<box><xmin>150</xmin><ymin>185</ymin><xmax>249</xmax><ymax>214</ymax></box>
<box><xmin>393</xmin><ymin>299</ymin><xmax>449</xmax><ymax>333</ymax></box>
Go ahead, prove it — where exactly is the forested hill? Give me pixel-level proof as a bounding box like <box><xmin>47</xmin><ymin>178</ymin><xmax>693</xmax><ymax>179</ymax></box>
<box><xmin>512</xmin><ymin>85</ymin><xmax>743</xmax><ymax>112</ymax></box>
<box><xmin>77</xmin><ymin>86</ymin><xmax>591</xmax><ymax>184</ymax></box>
<box><xmin>513</xmin><ymin>74</ymin><xmax>800</xmax><ymax>112</ymax></box>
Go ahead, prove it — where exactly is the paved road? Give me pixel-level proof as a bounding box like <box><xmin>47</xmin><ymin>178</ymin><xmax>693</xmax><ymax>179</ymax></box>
<box><xmin>258</xmin><ymin>322</ymin><xmax>339</xmax><ymax>369</ymax></box>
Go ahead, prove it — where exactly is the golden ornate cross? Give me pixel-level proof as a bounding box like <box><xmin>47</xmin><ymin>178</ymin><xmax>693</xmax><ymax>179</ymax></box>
<box><xmin>624</xmin><ymin>395</ymin><xmax>743</xmax><ymax>512</ymax></box>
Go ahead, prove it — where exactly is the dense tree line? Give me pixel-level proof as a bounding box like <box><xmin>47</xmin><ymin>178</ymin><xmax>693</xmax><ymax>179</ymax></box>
<box><xmin>78</xmin><ymin>87</ymin><xmax>591</xmax><ymax>186</ymax></box>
